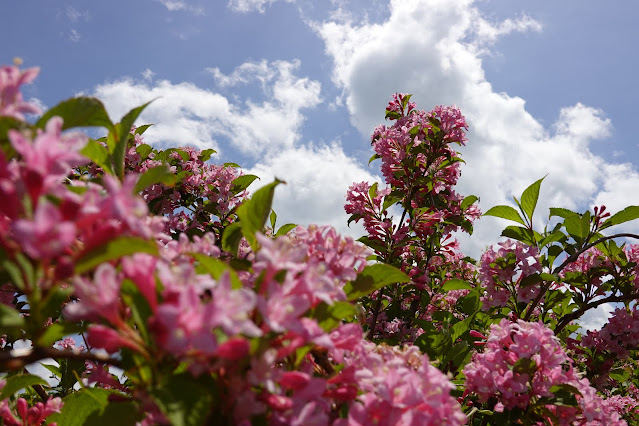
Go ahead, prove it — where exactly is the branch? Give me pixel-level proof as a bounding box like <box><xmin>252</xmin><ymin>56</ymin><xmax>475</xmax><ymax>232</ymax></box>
<box><xmin>554</xmin><ymin>292</ymin><xmax>639</xmax><ymax>334</ymax></box>
<box><xmin>523</xmin><ymin>233</ymin><xmax>639</xmax><ymax>321</ymax></box>
<box><xmin>0</xmin><ymin>346</ymin><xmax>122</xmax><ymax>371</ymax></box>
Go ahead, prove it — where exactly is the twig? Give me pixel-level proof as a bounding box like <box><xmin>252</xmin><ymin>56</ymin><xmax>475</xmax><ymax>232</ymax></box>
<box><xmin>0</xmin><ymin>346</ymin><xmax>122</xmax><ymax>371</ymax></box>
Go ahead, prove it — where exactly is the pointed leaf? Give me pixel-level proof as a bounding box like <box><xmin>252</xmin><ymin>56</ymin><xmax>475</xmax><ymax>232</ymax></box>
<box><xmin>231</xmin><ymin>174</ymin><xmax>259</xmax><ymax>194</ymax></box>
<box><xmin>36</xmin><ymin>97</ymin><xmax>114</xmax><ymax>131</ymax></box>
<box><xmin>236</xmin><ymin>179</ymin><xmax>283</xmax><ymax>250</ymax></box>
<box><xmin>0</xmin><ymin>374</ymin><xmax>47</xmax><ymax>400</ymax></box>
<box><xmin>81</xmin><ymin>139</ymin><xmax>114</xmax><ymax>175</ymax></box>
<box><xmin>134</xmin><ymin>165</ymin><xmax>177</xmax><ymax>193</ymax></box>
<box><xmin>112</xmin><ymin>101</ymin><xmax>153</xmax><ymax>178</ymax></box>
<box><xmin>441</xmin><ymin>279</ymin><xmax>472</xmax><ymax>291</ymax></box>
<box><xmin>603</xmin><ymin>205</ymin><xmax>639</xmax><ymax>228</ymax></box>
<box><xmin>275</xmin><ymin>223</ymin><xmax>297</xmax><ymax>237</ymax></box>
<box><xmin>520</xmin><ymin>176</ymin><xmax>545</xmax><ymax>222</ymax></box>
<box><xmin>343</xmin><ymin>264</ymin><xmax>409</xmax><ymax>301</ymax></box>
<box><xmin>483</xmin><ymin>205</ymin><xmax>526</xmax><ymax>226</ymax></box>
<box><xmin>75</xmin><ymin>237</ymin><xmax>158</xmax><ymax>275</ymax></box>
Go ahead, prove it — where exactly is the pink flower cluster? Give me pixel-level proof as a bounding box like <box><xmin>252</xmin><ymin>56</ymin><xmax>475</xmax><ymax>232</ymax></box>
<box><xmin>464</xmin><ymin>319</ymin><xmax>626</xmax><ymax>424</ymax></box>
<box><xmin>0</xmin><ymin>380</ymin><xmax>62</xmax><ymax>426</ymax></box>
<box><xmin>334</xmin><ymin>341</ymin><xmax>466</xmax><ymax>426</ymax></box>
<box><xmin>582</xmin><ymin>306</ymin><xmax>639</xmax><ymax>358</ymax></box>
<box><xmin>479</xmin><ymin>240</ymin><xmax>542</xmax><ymax>309</ymax></box>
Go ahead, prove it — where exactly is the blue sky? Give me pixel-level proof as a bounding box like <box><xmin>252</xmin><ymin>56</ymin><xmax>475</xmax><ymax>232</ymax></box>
<box><xmin>3</xmin><ymin>0</ymin><xmax>639</xmax><ymax>276</ymax></box>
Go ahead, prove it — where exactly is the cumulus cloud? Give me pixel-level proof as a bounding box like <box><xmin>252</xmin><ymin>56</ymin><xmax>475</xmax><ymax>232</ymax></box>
<box><xmin>246</xmin><ymin>143</ymin><xmax>379</xmax><ymax>236</ymax></box>
<box><xmin>228</xmin><ymin>0</ymin><xmax>295</xmax><ymax>14</ymax></box>
<box><xmin>314</xmin><ymin>0</ymin><xmax>639</xmax><ymax>257</ymax></box>
<box><xmin>92</xmin><ymin>59</ymin><xmax>321</xmax><ymax>155</ymax></box>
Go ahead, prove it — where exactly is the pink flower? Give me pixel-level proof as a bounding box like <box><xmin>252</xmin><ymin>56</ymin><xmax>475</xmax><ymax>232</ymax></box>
<box><xmin>0</xmin><ymin>65</ymin><xmax>41</xmax><ymax>120</ymax></box>
<box><xmin>86</xmin><ymin>324</ymin><xmax>140</xmax><ymax>354</ymax></box>
<box><xmin>10</xmin><ymin>116</ymin><xmax>87</xmax><ymax>200</ymax></box>
<box><xmin>12</xmin><ymin>201</ymin><xmax>76</xmax><ymax>260</ymax></box>
<box><xmin>64</xmin><ymin>263</ymin><xmax>122</xmax><ymax>324</ymax></box>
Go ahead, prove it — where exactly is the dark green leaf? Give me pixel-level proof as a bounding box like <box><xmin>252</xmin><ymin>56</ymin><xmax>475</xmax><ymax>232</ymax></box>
<box><xmin>0</xmin><ymin>374</ymin><xmax>47</xmax><ymax>400</ymax></box>
<box><xmin>134</xmin><ymin>165</ymin><xmax>177</xmax><ymax>193</ymax></box>
<box><xmin>269</xmin><ymin>210</ymin><xmax>277</xmax><ymax>229</ymax></box>
<box><xmin>460</xmin><ymin>195</ymin><xmax>479</xmax><ymax>211</ymax></box>
<box><xmin>134</xmin><ymin>124</ymin><xmax>154</xmax><ymax>135</ymax></box>
<box><xmin>151</xmin><ymin>373</ymin><xmax>215</xmax><ymax>426</ymax></box>
<box><xmin>483</xmin><ymin>205</ymin><xmax>526</xmax><ymax>226</ymax></box>
<box><xmin>520</xmin><ymin>176</ymin><xmax>545</xmax><ymax>222</ymax></box>
<box><xmin>199</xmin><ymin>148</ymin><xmax>216</xmax><ymax>162</ymax></box>
<box><xmin>75</xmin><ymin>237</ymin><xmax>158</xmax><ymax>275</ymax></box>
<box><xmin>36</xmin><ymin>97</ymin><xmax>114</xmax><ymax>131</ymax></box>
<box><xmin>221</xmin><ymin>222</ymin><xmax>243</xmax><ymax>256</ymax></box>
<box><xmin>343</xmin><ymin>264</ymin><xmax>410</xmax><ymax>301</ymax></box>
<box><xmin>501</xmin><ymin>225</ymin><xmax>536</xmax><ymax>244</ymax></box>
<box><xmin>40</xmin><ymin>363</ymin><xmax>62</xmax><ymax>379</ymax></box>
<box><xmin>231</xmin><ymin>174</ymin><xmax>259</xmax><ymax>194</ymax></box>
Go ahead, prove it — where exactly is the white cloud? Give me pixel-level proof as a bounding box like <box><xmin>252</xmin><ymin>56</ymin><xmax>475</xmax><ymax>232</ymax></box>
<box><xmin>246</xmin><ymin>143</ymin><xmax>379</xmax><ymax>236</ymax></box>
<box><xmin>154</xmin><ymin>0</ymin><xmax>204</xmax><ymax>15</ymax></box>
<box><xmin>92</xmin><ymin>60</ymin><xmax>321</xmax><ymax>156</ymax></box>
<box><xmin>228</xmin><ymin>0</ymin><xmax>295</xmax><ymax>14</ymax></box>
<box><xmin>314</xmin><ymin>0</ymin><xmax>637</xmax><ymax>257</ymax></box>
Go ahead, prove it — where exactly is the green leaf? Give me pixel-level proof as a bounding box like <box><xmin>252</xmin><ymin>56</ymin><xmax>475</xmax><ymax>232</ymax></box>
<box><xmin>38</xmin><ymin>322</ymin><xmax>85</xmax><ymax>347</ymax></box>
<box><xmin>81</xmin><ymin>139</ymin><xmax>114</xmax><ymax>175</ymax></box>
<box><xmin>0</xmin><ymin>304</ymin><xmax>25</xmax><ymax>328</ymax></box>
<box><xmin>441</xmin><ymin>279</ymin><xmax>472</xmax><ymax>291</ymax></box>
<box><xmin>451</xmin><ymin>314</ymin><xmax>475</xmax><ymax>341</ymax></box>
<box><xmin>483</xmin><ymin>205</ymin><xmax>526</xmax><ymax>226</ymax></box>
<box><xmin>151</xmin><ymin>373</ymin><xmax>215</xmax><ymax>426</ymax></box>
<box><xmin>0</xmin><ymin>374</ymin><xmax>47</xmax><ymax>400</ymax></box>
<box><xmin>368</xmin><ymin>153</ymin><xmax>380</xmax><ymax>164</ymax></box>
<box><xmin>135</xmin><ymin>143</ymin><xmax>153</xmax><ymax>159</ymax></box>
<box><xmin>231</xmin><ymin>174</ymin><xmax>259</xmax><ymax>194</ymax></box>
<box><xmin>269</xmin><ymin>210</ymin><xmax>277</xmax><ymax>229</ymax></box>
<box><xmin>47</xmin><ymin>388</ymin><xmax>140</xmax><ymax>426</ymax></box>
<box><xmin>549</xmin><ymin>207</ymin><xmax>576</xmax><ymax>219</ymax></box>
<box><xmin>520</xmin><ymin>176</ymin><xmax>545</xmax><ymax>222</ymax></box>
<box><xmin>539</xmin><ymin>230</ymin><xmax>566</xmax><ymax>248</ymax></box>
<box><xmin>313</xmin><ymin>301</ymin><xmax>358</xmax><ymax>331</ymax></box>
<box><xmin>275</xmin><ymin>223</ymin><xmax>297</xmax><ymax>237</ymax></box>
<box><xmin>603</xmin><ymin>205</ymin><xmax>639</xmax><ymax>228</ymax></box>
<box><xmin>192</xmin><ymin>254</ymin><xmax>243</xmax><ymax>289</ymax></box>
<box><xmin>501</xmin><ymin>225</ymin><xmax>537</xmax><ymax>244</ymax></box>
<box><xmin>460</xmin><ymin>195</ymin><xmax>479</xmax><ymax>211</ymax></box>
<box><xmin>112</xmin><ymin>101</ymin><xmax>153</xmax><ymax>178</ymax></box>
<box><xmin>343</xmin><ymin>264</ymin><xmax>410</xmax><ymax>301</ymax></box>
<box><xmin>199</xmin><ymin>148</ymin><xmax>216</xmax><ymax>162</ymax></box>
<box><xmin>236</xmin><ymin>179</ymin><xmax>283</xmax><ymax>250</ymax></box>
<box><xmin>221</xmin><ymin>222</ymin><xmax>243</xmax><ymax>256</ymax></box>
<box><xmin>134</xmin><ymin>165</ymin><xmax>177</xmax><ymax>193</ymax></box>
<box><xmin>134</xmin><ymin>124</ymin><xmax>154</xmax><ymax>135</ymax></box>
<box><xmin>40</xmin><ymin>363</ymin><xmax>62</xmax><ymax>379</ymax></box>
<box><xmin>75</xmin><ymin>237</ymin><xmax>158</xmax><ymax>275</ymax></box>
<box><xmin>564</xmin><ymin>213</ymin><xmax>588</xmax><ymax>242</ymax></box>
<box><xmin>36</xmin><ymin>97</ymin><xmax>114</xmax><ymax>131</ymax></box>
<box><xmin>59</xmin><ymin>358</ymin><xmax>86</xmax><ymax>391</ymax></box>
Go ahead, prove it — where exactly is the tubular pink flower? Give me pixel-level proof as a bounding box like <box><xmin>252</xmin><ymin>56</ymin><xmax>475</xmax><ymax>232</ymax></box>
<box><xmin>0</xmin><ymin>65</ymin><xmax>41</xmax><ymax>120</ymax></box>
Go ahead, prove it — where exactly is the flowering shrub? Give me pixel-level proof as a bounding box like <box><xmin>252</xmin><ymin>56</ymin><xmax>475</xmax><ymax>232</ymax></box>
<box><xmin>1</xmin><ymin>64</ymin><xmax>639</xmax><ymax>425</ymax></box>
